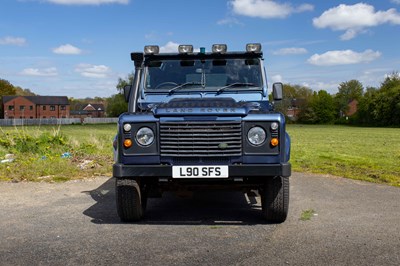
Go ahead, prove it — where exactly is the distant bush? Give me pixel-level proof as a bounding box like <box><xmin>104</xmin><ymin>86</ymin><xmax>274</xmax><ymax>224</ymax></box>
<box><xmin>0</xmin><ymin>128</ymin><xmax>69</xmax><ymax>154</ymax></box>
<box><xmin>0</xmin><ymin>125</ymin><xmax>114</xmax><ymax>182</ymax></box>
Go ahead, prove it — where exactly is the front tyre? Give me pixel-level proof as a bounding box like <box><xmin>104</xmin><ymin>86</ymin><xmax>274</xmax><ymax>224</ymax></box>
<box><xmin>261</xmin><ymin>176</ymin><xmax>289</xmax><ymax>223</ymax></box>
<box><xmin>116</xmin><ymin>179</ymin><xmax>145</xmax><ymax>222</ymax></box>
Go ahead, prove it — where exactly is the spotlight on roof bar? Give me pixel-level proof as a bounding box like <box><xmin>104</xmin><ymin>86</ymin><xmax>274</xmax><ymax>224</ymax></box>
<box><xmin>178</xmin><ymin>45</ymin><xmax>193</xmax><ymax>54</ymax></box>
<box><xmin>246</xmin><ymin>43</ymin><xmax>262</xmax><ymax>53</ymax></box>
<box><xmin>212</xmin><ymin>44</ymin><xmax>227</xmax><ymax>53</ymax></box>
<box><xmin>144</xmin><ymin>45</ymin><xmax>159</xmax><ymax>55</ymax></box>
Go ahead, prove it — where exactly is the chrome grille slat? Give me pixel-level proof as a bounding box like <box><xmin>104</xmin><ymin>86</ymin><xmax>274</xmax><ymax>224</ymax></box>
<box><xmin>160</xmin><ymin>121</ymin><xmax>242</xmax><ymax>157</ymax></box>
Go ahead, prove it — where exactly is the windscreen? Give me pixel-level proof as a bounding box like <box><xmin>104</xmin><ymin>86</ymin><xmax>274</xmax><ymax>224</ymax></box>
<box><xmin>144</xmin><ymin>58</ymin><xmax>262</xmax><ymax>91</ymax></box>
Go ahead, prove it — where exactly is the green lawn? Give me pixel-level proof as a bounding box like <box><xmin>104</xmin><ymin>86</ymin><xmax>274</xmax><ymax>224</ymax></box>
<box><xmin>1</xmin><ymin>124</ymin><xmax>399</xmax><ymax>186</ymax></box>
<box><xmin>287</xmin><ymin>125</ymin><xmax>400</xmax><ymax>187</ymax></box>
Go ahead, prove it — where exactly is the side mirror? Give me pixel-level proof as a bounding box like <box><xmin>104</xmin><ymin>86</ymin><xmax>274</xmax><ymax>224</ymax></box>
<box><xmin>123</xmin><ymin>85</ymin><xmax>131</xmax><ymax>102</ymax></box>
<box><xmin>272</xmin><ymin>82</ymin><xmax>283</xmax><ymax>101</ymax></box>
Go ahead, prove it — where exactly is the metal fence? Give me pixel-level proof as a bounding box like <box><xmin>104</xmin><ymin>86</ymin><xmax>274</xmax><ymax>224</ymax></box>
<box><xmin>0</xmin><ymin>117</ymin><xmax>118</xmax><ymax>126</ymax></box>
<box><xmin>83</xmin><ymin>117</ymin><xmax>119</xmax><ymax>124</ymax></box>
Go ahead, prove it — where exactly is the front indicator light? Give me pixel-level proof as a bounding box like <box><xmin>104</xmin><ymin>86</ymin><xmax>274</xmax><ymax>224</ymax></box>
<box><xmin>123</xmin><ymin>139</ymin><xmax>133</xmax><ymax>148</ymax></box>
<box><xmin>270</xmin><ymin>138</ymin><xmax>279</xmax><ymax>147</ymax></box>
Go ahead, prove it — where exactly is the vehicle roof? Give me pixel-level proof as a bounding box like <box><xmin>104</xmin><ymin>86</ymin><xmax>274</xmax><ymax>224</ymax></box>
<box><xmin>131</xmin><ymin>51</ymin><xmax>263</xmax><ymax>62</ymax></box>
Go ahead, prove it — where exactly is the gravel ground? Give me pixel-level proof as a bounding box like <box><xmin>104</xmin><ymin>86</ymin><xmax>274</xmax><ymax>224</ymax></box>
<box><xmin>0</xmin><ymin>173</ymin><xmax>399</xmax><ymax>266</ymax></box>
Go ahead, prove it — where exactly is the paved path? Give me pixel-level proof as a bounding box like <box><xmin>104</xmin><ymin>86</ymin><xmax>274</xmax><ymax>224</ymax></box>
<box><xmin>0</xmin><ymin>173</ymin><xmax>399</xmax><ymax>265</ymax></box>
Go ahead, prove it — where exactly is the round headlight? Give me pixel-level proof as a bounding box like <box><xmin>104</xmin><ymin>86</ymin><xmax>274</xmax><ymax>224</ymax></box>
<box><xmin>136</xmin><ymin>127</ymin><xmax>154</xmax><ymax>146</ymax></box>
<box><xmin>271</xmin><ymin>122</ymin><xmax>279</xmax><ymax>130</ymax></box>
<box><xmin>123</xmin><ymin>123</ymin><xmax>132</xmax><ymax>132</ymax></box>
<box><xmin>247</xmin><ymin>126</ymin><xmax>266</xmax><ymax>146</ymax></box>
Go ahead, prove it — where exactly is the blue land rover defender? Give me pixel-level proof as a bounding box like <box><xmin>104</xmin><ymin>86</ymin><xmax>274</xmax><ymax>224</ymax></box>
<box><xmin>113</xmin><ymin>44</ymin><xmax>291</xmax><ymax>223</ymax></box>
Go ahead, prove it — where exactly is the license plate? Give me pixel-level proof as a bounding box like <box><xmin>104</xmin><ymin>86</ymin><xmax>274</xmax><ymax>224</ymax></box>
<box><xmin>172</xmin><ymin>166</ymin><xmax>229</xmax><ymax>178</ymax></box>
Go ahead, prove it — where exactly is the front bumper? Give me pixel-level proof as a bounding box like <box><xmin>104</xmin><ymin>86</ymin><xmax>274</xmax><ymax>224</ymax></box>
<box><xmin>113</xmin><ymin>163</ymin><xmax>291</xmax><ymax>179</ymax></box>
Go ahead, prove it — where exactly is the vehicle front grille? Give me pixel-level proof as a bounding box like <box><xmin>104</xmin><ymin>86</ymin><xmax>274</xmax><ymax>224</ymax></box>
<box><xmin>160</xmin><ymin>121</ymin><xmax>242</xmax><ymax>157</ymax></box>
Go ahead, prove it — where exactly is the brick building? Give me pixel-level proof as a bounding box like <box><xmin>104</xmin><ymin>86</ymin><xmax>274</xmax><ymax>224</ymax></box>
<box><xmin>345</xmin><ymin>99</ymin><xmax>358</xmax><ymax>117</ymax></box>
<box><xmin>2</xmin><ymin>96</ymin><xmax>70</xmax><ymax>119</ymax></box>
<box><xmin>70</xmin><ymin>103</ymin><xmax>105</xmax><ymax>119</ymax></box>
<box><xmin>286</xmin><ymin>98</ymin><xmax>306</xmax><ymax>121</ymax></box>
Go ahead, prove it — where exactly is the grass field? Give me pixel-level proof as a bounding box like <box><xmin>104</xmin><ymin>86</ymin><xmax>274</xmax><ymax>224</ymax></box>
<box><xmin>0</xmin><ymin>124</ymin><xmax>399</xmax><ymax>186</ymax></box>
<box><xmin>287</xmin><ymin>125</ymin><xmax>400</xmax><ymax>187</ymax></box>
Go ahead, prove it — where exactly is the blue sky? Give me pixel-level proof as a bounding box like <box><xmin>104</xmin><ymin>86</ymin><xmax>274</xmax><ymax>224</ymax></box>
<box><xmin>1</xmin><ymin>0</ymin><xmax>400</xmax><ymax>98</ymax></box>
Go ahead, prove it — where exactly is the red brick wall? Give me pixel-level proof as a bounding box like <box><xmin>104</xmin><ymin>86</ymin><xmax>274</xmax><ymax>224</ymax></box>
<box><xmin>35</xmin><ymin>104</ymin><xmax>70</xmax><ymax>119</ymax></box>
<box><xmin>346</xmin><ymin>100</ymin><xmax>358</xmax><ymax>116</ymax></box>
<box><xmin>4</xmin><ymin>96</ymin><xmax>35</xmax><ymax>119</ymax></box>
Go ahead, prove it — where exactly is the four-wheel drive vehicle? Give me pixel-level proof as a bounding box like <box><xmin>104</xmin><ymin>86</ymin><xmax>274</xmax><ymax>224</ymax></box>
<box><xmin>113</xmin><ymin>43</ymin><xmax>291</xmax><ymax>223</ymax></box>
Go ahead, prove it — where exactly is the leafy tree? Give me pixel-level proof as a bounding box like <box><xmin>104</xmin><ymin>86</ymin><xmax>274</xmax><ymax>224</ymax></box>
<box><xmin>297</xmin><ymin>106</ymin><xmax>317</xmax><ymax>124</ymax></box>
<box><xmin>106</xmin><ymin>94</ymin><xmax>127</xmax><ymax>117</ymax></box>
<box><xmin>374</xmin><ymin>79</ymin><xmax>400</xmax><ymax>126</ymax></box>
<box><xmin>354</xmin><ymin>86</ymin><xmax>377</xmax><ymax>125</ymax></box>
<box><xmin>106</xmin><ymin>73</ymin><xmax>132</xmax><ymax>116</ymax></box>
<box><xmin>276</xmin><ymin>84</ymin><xmax>313</xmax><ymax>120</ymax></box>
<box><xmin>354</xmin><ymin>73</ymin><xmax>400</xmax><ymax>126</ymax></box>
<box><xmin>298</xmin><ymin>90</ymin><xmax>335</xmax><ymax>124</ymax></box>
<box><xmin>0</xmin><ymin>78</ymin><xmax>17</xmax><ymax>118</ymax></box>
<box><xmin>116</xmin><ymin>72</ymin><xmax>134</xmax><ymax>93</ymax></box>
<box><xmin>380</xmin><ymin>72</ymin><xmax>400</xmax><ymax>92</ymax></box>
<box><xmin>14</xmin><ymin>86</ymin><xmax>36</xmax><ymax>96</ymax></box>
<box><xmin>0</xmin><ymin>78</ymin><xmax>16</xmax><ymax>96</ymax></box>
<box><xmin>312</xmin><ymin>90</ymin><xmax>335</xmax><ymax>124</ymax></box>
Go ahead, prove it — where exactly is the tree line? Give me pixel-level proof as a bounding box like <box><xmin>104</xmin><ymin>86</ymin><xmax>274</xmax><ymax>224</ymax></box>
<box><xmin>2</xmin><ymin>71</ymin><xmax>399</xmax><ymax>126</ymax></box>
<box><xmin>109</xmin><ymin>72</ymin><xmax>400</xmax><ymax>127</ymax></box>
<box><xmin>276</xmin><ymin>72</ymin><xmax>400</xmax><ymax>127</ymax></box>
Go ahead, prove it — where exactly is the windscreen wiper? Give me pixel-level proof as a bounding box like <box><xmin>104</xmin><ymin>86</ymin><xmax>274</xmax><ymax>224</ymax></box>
<box><xmin>168</xmin><ymin>82</ymin><xmax>202</xmax><ymax>95</ymax></box>
<box><xmin>216</xmin><ymin>82</ymin><xmax>258</xmax><ymax>95</ymax></box>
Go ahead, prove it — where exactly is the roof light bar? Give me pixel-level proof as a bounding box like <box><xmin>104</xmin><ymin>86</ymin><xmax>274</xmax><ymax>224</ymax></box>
<box><xmin>246</xmin><ymin>43</ymin><xmax>262</xmax><ymax>53</ymax></box>
<box><xmin>212</xmin><ymin>44</ymin><xmax>227</xmax><ymax>53</ymax></box>
<box><xmin>178</xmin><ymin>45</ymin><xmax>193</xmax><ymax>54</ymax></box>
<box><xmin>144</xmin><ymin>45</ymin><xmax>159</xmax><ymax>55</ymax></box>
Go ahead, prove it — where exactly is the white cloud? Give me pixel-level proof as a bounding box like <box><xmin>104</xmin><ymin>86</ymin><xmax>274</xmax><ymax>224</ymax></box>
<box><xmin>159</xmin><ymin>41</ymin><xmax>180</xmax><ymax>53</ymax></box>
<box><xmin>52</xmin><ymin>44</ymin><xmax>82</xmax><ymax>55</ymax></box>
<box><xmin>391</xmin><ymin>0</ymin><xmax>400</xmax><ymax>5</ymax></box>
<box><xmin>273</xmin><ymin>47</ymin><xmax>308</xmax><ymax>55</ymax></box>
<box><xmin>229</xmin><ymin>0</ymin><xmax>314</xmax><ymax>19</ymax></box>
<box><xmin>302</xmin><ymin>81</ymin><xmax>339</xmax><ymax>93</ymax></box>
<box><xmin>313</xmin><ymin>3</ymin><xmax>400</xmax><ymax>40</ymax></box>
<box><xmin>75</xmin><ymin>63</ymin><xmax>111</xmax><ymax>78</ymax></box>
<box><xmin>307</xmin><ymin>49</ymin><xmax>381</xmax><ymax>66</ymax></box>
<box><xmin>217</xmin><ymin>17</ymin><xmax>244</xmax><ymax>26</ymax></box>
<box><xmin>270</xmin><ymin>74</ymin><xmax>283</xmax><ymax>83</ymax></box>
<box><xmin>45</xmin><ymin>0</ymin><xmax>128</xmax><ymax>5</ymax></box>
<box><xmin>21</xmin><ymin>67</ymin><xmax>58</xmax><ymax>77</ymax></box>
<box><xmin>145</xmin><ymin>31</ymin><xmax>157</xmax><ymax>40</ymax></box>
<box><xmin>0</xmin><ymin>36</ymin><xmax>27</xmax><ymax>46</ymax></box>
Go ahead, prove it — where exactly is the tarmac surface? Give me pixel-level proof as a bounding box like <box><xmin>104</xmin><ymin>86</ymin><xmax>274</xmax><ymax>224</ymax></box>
<box><xmin>0</xmin><ymin>173</ymin><xmax>399</xmax><ymax>265</ymax></box>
